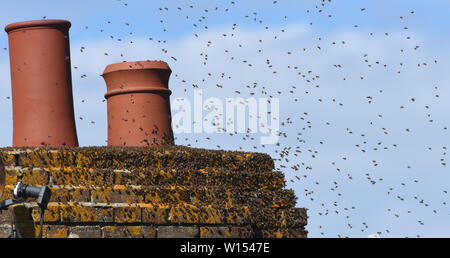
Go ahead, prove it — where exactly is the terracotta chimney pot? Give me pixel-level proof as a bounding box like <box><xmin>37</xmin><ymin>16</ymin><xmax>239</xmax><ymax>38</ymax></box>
<box><xmin>5</xmin><ymin>20</ymin><xmax>79</xmax><ymax>147</ymax></box>
<box><xmin>102</xmin><ymin>61</ymin><xmax>174</xmax><ymax>146</ymax></box>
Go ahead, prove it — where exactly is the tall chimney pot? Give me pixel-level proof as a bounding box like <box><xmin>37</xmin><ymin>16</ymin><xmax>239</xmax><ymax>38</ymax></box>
<box><xmin>5</xmin><ymin>19</ymin><xmax>79</xmax><ymax>147</ymax></box>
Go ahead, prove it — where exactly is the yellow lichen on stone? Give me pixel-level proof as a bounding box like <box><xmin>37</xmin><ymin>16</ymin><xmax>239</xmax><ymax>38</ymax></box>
<box><xmin>200</xmin><ymin>206</ymin><xmax>224</xmax><ymax>224</ymax></box>
<box><xmin>126</xmin><ymin>226</ymin><xmax>143</xmax><ymax>237</ymax></box>
<box><xmin>224</xmin><ymin>193</ymin><xmax>234</xmax><ymax>209</ymax></box>
<box><xmin>31</xmin><ymin>203</ymin><xmax>60</xmax><ymax>222</ymax></box>
<box><xmin>60</xmin><ymin>203</ymin><xmax>113</xmax><ymax>223</ymax></box>
<box><xmin>1</xmin><ymin>153</ymin><xmax>14</xmax><ymax>165</ymax></box>
<box><xmin>279</xmin><ymin>210</ymin><xmax>288</xmax><ymax>227</ymax></box>
<box><xmin>114</xmin><ymin>205</ymin><xmax>141</xmax><ymax>223</ymax></box>
<box><xmin>168</xmin><ymin>203</ymin><xmax>201</xmax><ymax>224</ymax></box>
<box><xmin>144</xmin><ymin>190</ymin><xmax>163</xmax><ymax>203</ymax></box>
<box><xmin>42</xmin><ymin>226</ymin><xmax>68</xmax><ymax>238</ymax></box>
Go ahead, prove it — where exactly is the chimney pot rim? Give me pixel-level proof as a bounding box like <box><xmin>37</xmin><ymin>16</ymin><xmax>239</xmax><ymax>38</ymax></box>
<box><xmin>5</xmin><ymin>19</ymin><xmax>71</xmax><ymax>33</ymax></box>
<box><xmin>102</xmin><ymin>60</ymin><xmax>171</xmax><ymax>76</ymax></box>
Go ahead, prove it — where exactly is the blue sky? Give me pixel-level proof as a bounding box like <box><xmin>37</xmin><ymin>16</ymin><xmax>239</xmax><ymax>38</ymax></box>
<box><xmin>0</xmin><ymin>0</ymin><xmax>449</xmax><ymax>238</ymax></box>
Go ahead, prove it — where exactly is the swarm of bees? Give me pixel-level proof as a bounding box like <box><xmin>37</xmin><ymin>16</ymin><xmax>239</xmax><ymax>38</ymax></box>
<box><xmin>1</xmin><ymin>0</ymin><xmax>448</xmax><ymax>238</ymax></box>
